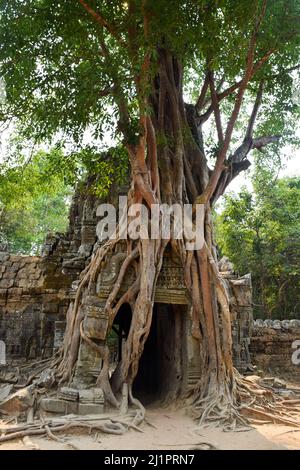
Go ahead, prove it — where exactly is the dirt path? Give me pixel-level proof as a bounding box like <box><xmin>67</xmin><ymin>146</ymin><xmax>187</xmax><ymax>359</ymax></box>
<box><xmin>1</xmin><ymin>407</ymin><xmax>300</xmax><ymax>450</ymax></box>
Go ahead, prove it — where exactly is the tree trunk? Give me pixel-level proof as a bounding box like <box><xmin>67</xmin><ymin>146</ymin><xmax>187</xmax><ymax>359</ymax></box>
<box><xmin>57</xmin><ymin>47</ymin><xmax>237</xmax><ymax>426</ymax></box>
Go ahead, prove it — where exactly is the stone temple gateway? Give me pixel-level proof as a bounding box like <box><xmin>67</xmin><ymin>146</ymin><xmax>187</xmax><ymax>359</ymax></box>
<box><xmin>0</xmin><ymin>179</ymin><xmax>253</xmax><ymax>410</ymax></box>
<box><xmin>72</xmin><ymin>244</ymin><xmax>253</xmax><ymax>403</ymax></box>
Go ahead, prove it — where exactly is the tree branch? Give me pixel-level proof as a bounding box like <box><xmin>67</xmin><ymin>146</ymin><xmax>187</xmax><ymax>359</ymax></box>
<box><xmin>198</xmin><ymin>81</ymin><xmax>238</xmax><ymax>123</ymax></box>
<box><xmin>265</xmin><ymin>63</ymin><xmax>300</xmax><ymax>81</ymax></box>
<box><xmin>245</xmin><ymin>79</ymin><xmax>264</xmax><ymax>141</ymax></box>
<box><xmin>198</xmin><ymin>21</ymin><xmax>298</xmax><ymax>125</ymax></box>
<box><xmin>208</xmin><ymin>70</ymin><xmax>224</xmax><ymax>144</ymax></box>
<box><xmin>199</xmin><ymin>44</ymin><xmax>276</xmax><ymax>125</ymax></box>
<box><xmin>230</xmin><ymin>134</ymin><xmax>280</xmax><ymax>165</ymax></box>
<box><xmin>78</xmin><ymin>0</ymin><xmax>125</xmax><ymax>46</ymax></box>
<box><xmin>196</xmin><ymin>74</ymin><xmax>225</xmax><ymax>112</ymax></box>
<box><xmin>195</xmin><ymin>73</ymin><xmax>210</xmax><ymax>110</ymax></box>
<box><xmin>211</xmin><ymin>133</ymin><xmax>280</xmax><ymax>204</ymax></box>
<box><xmin>199</xmin><ymin>0</ymin><xmax>268</xmax><ymax>204</ymax></box>
<box><xmin>252</xmin><ymin>135</ymin><xmax>281</xmax><ymax>150</ymax></box>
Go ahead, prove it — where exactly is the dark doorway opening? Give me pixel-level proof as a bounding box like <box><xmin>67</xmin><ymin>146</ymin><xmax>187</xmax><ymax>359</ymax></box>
<box><xmin>133</xmin><ymin>303</ymin><xmax>187</xmax><ymax>405</ymax></box>
<box><xmin>110</xmin><ymin>303</ymin><xmax>132</xmax><ymax>366</ymax></box>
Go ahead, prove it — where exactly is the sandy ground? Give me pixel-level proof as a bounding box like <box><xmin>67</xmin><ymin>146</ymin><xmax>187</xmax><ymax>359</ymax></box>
<box><xmin>1</xmin><ymin>406</ymin><xmax>300</xmax><ymax>451</ymax></box>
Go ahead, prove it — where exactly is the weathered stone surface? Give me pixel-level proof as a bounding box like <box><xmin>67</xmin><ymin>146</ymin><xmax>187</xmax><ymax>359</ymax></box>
<box><xmin>0</xmin><ymin>249</ymin><xmax>74</xmax><ymax>360</ymax></box>
<box><xmin>40</xmin><ymin>398</ymin><xmax>78</xmax><ymax>414</ymax></box>
<box><xmin>78</xmin><ymin>403</ymin><xmax>104</xmax><ymax>415</ymax></box>
<box><xmin>78</xmin><ymin>389</ymin><xmax>94</xmax><ymax>403</ymax></box>
<box><xmin>34</xmin><ymin>368</ymin><xmax>56</xmax><ymax>388</ymax></box>
<box><xmin>58</xmin><ymin>387</ymin><xmax>79</xmax><ymax>402</ymax></box>
<box><xmin>40</xmin><ymin>398</ymin><xmax>66</xmax><ymax>414</ymax></box>
<box><xmin>0</xmin><ymin>278</ymin><xmax>14</xmax><ymax>289</ymax></box>
<box><xmin>0</xmin><ymin>384</ymin><xmax>13</xmax><ymax>401</ymax></box>
<box><xmin>40</xmin><ymin>397</ymin><xmax>104</xmax><ymax>416</ymax></box>
<box><xmin>225</xmin><ymin>274</ymin><xmax>253</xmax><ymax>372</ymax></box>
<box><xmin>78</xmin><ymin>388</ymin><xmax>104</xmax><ymax>405</ymax></box>
<box><xmin>0</xmin><ymin>386</ymin><xmax>34</xmax><ymax>415</ymax></box>
<box><xmin>250</xmin><ymin>321</ymin><xmax>300</xmax><ymax>378</ymax></box>
<box><xmin>0</xmin><ymin>174</ymin><xmax>260</xmax><ymax>400</ymax></box>
<box><xmin>53</xmin><ymin>321</ymin><xmax>66</xmax><ymax>350</ymax></box>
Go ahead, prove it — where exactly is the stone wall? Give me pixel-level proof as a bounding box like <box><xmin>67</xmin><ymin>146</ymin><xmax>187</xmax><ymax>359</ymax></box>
<box><xmin>218</xmin><ymin>257</ymin><xmax>253</xmax><ymax>372</ymax></box>
<box><xmin>250</xmin><ymin>320</ymin><xmax>300</xmax><ymax>378</ymax></box>
<box><xmin>226</xmin><ymin>274</ymin><xmax>253</xmax><ymax>372</ymax></box>
<box><xmin>0</xmin><ymin>252</ymin><xmax>70</xmax><ymax>360</ymax></box>
<box><xmin>0</xmin><ymin>176</ymin><xmax>129</xmax><ymax>365</ymax></box>
<box><xmin>0</xmin><ymin>178</ymin><xmax>103</xmax><ymax>363</ymax></box>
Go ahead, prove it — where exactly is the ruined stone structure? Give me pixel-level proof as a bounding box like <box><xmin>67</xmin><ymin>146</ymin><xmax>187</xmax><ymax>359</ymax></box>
<box><xmin>0</xmin><ymin>252</ymin><xmax>69</xmax><ymax>361</ymax></box>
<box><xmin>0</xmin><ymin>178</ymin><xmax>255</xmax><ymax>401</ymax></box>
<box><xmin>250</xmin><ymin>320</ymin><xmax>300</xmax><ymax>379</ymax></box>
<box><xmin>0</xmin><ymin>177</ymin><xmax>102</xmax><ymax>364</ymax></box>
<box><xmin>71</xmin><ymin>248</ymin><xmax>254</xmax><ymax>398</ymax></box>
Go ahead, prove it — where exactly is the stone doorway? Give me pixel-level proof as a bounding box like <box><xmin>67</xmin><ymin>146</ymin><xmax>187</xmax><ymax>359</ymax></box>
<box><xmin>110</xmin><ymin>303</ymin><xmax>132</xmax><ymax>366</ymax></box>
<box><xmin>132</xmin><ymin>303</ymin><xmax>188</xmax><ymax>405</ymax></box>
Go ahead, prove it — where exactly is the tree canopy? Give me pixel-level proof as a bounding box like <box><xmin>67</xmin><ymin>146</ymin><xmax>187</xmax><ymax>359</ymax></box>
<box><xmin>0</xmin><ymin>140</ymin><xmax>129</xmax><ymax>253</ymax></box>
<box><xmin>0</xmin><ymin>0</ymin><xmax>299</xmax><ymax>163</ymax></box>
<box><xmin>0</xmin><ymin>147</ymin><xmax>72</xmax><ymax>253</ymax></box>
<box><xmin>216</xmin><ymin>168</ymin><xmax>300</xmax><ymax>319</ymax></box>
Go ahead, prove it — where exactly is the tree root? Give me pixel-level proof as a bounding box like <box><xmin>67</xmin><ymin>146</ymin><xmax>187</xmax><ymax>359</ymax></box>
<box><xmin>0</xmin><ymin>383</ymin><xmax>147</xmax><ymax>444</ymax></box>
<box><xmin>0</xmin><ymin>409</ymin><xmax>144</xmax><ymax>445</ymax></box>
<box><xmin>187</xmin><ymin>370</ymin><xmax>300</xmax><ymax>432</ymax></box>
<box><xmin>235</xmin><ymin>372</ymin><xmax>300</xmax><ymax>428</ymax></box>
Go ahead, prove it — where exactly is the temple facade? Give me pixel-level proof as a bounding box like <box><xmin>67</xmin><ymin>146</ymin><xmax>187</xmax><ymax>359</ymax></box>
<box><xmin>0</xmin><ymin>179</ymin><xmax>254</xmax><ymax>402</ymax></box>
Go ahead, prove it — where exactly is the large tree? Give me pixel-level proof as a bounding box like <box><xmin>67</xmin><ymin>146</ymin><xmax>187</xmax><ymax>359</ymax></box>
<box><xmin>0</xmin><ymin>0</ymin><xmax>299</xmax><ymax>425</ymax></box>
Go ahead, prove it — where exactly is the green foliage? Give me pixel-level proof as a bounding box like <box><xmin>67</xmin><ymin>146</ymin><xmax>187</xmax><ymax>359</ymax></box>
<box><xmin>0</xmin><ymin>139</ymin><xmax>129</xmax><ymax>253</ymax></box>
<box><xmin>0</xmin><ymin>148</ymin><xmax>72</xmax><ymax>254</ymax></box>
<box><xmin>0</xmin><ymin>0</ymin><xmax>299</xmax><ymax>149</ymax></box>
<box><xmin>77</xmin><ymin>145</ymin><xmax>129</xmax><ymax>198</ymax></box>
<box><xmin>216</xmin><ymin>169</ymin><xmax>300</xmax><ymax>319</ymax></box>
<box><xmin>0</xmin><ymin>0</ymin><xmax>299</xmax><ymax>286</ymax></box>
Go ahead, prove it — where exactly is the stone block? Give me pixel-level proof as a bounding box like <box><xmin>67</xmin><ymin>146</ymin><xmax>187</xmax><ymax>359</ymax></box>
<box><xmin>78</xmin><ymin>388</ymin><xmax>104</xmax><ymax>404</ymax></box>
<box><xmin>17</xmin><ymin>268</ymin><xmax>30</xmax><ymax>279</ymax></box>
<box><xmin>53</xmin><ymin>321</ymin><xmax>66</xmax><ymax>349</ymax></box>
<box><xmin>3</xmin><ymin>269</ymin><xmax>17</xmax><ymax>279</ymax></box>
<box><xmin>0</xmin><ymin>279</ymin><xmax>14</xmax><ymax>289</ymax></box>
<box><xmin>0</xmin><ymin>253</ymin><xmax>9</xmax><ymax>263</ymax></box>
<box><xmin>65</xmin><ymin>401</ymin><xmax>79</xmax><ymax>414</ymax></box>
<box><xmin>40</xmin><ymin>398</ymin><xmax>66</xmax><ymax>414</ymax></box>
<box><xmin>7</xmin><ymin>288</ymin><xmax>23</xmax><ymax>299</ymax></box>
<box><xmin>40</xmin><ymin>398</ymin><xmax>78</xmax><ymax>414</ymax></box>
<box><xmin>0</xmin><ymin>387</ymin><xmax>34</xmax><ymax>416</ymax></box>
<box><xmin>0</xmin><ymin>384</ymin><xmax>14</xmax><ymax>401</ymax></box>
<box><xmin>78</xmin><ymin>403</ymin><xmax>104</xmax><ymax>415</ymax></box>
<box><xmin>94</xmin><ymin>388</ymin><xmax>104</xmax><ymax>404</ymax></box>
<box><xmin>11</xmin><ymin>262</ymin><xmax>20</xmax><ymax>272</ymax></box>
<box><xmin>0</xmin><ymin>288</ymin><xmax>8</xmax><ymax>299</ymax></box>
<box><xmin>78</xmin><ymin>389</ymin><xmax>94</xmax><ymax>403</ymax></box>
<box><xmin>43</xmin><ymin>303</ymin><xmax>59</xmax><ymax>314</ymax></box>
<box><xmin>58</xmin><ymin>387</ymin><xmax>79</xmax><ymax>402</ymax></box>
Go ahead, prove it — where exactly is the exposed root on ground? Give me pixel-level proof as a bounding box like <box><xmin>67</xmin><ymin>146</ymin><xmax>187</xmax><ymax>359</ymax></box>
<box><xmin>187</xmin><ymin>370</ymin><xmax>300</xmax><ymax>432</ymax></box>
<box><xmin>236</xmin><ymin>372</ymin><xmax>300</xmax><ymax>428</ymax></box>
<box><xmin>0</xmin><ymin>394</ymin><xmax>146</xmax><ymax>444</ymax></box>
